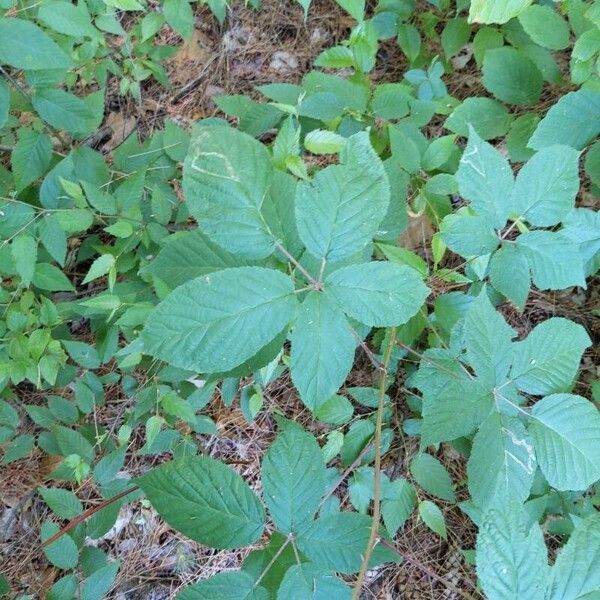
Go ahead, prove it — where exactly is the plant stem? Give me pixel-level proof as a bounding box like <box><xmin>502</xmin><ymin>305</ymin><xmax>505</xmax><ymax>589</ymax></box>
<box><xmin>352</xmin><ymin>326</ymin><xmax>397</xmax><ymax>600</ymax></box>
<box><xmin>41</xmin><ymin>485</ymin><xmax>139</xmax><ymax>548</ymax></box>
<box><xmin>275</xmin><ymin>241</ymin><xmax>320</xmax><ymax>287</ymax></box>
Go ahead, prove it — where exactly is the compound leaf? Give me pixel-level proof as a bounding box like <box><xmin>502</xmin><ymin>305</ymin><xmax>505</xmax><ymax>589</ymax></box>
<box><xmin>137</xmin><ymin>455</ymin><xmax>266</xmax><ymax>549</ymax></box>
<box><xmin>141</xmin><ymin>267</ymin><xmax>296</xmax><ymax>373</ymax></box>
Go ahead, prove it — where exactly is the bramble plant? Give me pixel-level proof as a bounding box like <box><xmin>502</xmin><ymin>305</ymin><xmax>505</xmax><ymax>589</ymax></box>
<box><xmin>1</xmin><ymin>0</ymin><xmax>600</xmax><ymax>598</ymax></box>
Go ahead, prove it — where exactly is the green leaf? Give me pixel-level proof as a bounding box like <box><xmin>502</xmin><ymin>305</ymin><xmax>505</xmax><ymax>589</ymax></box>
<box><xmin>511</xmin><ymin>146</ymin><xmax>580</xmax><ymax>226</ymax></box>
<box><xmin>421</xmin><ymin>378</ymin><xmax>493</xmax><ymax>447</ymax></box>
<box><xmin>290</xmin><ymin>291</ymin><xmax>355</xmax><ymax>411</ymax></box>
<box><xmin>440</xmin><ymin>214</ymin><xmax>499</xmax><ymax>257</ymax></box>
<box><xmin>0</xmin><ymin>574</ymin><xmax>7</xmax><ymax>597</ymax></box>
<box><xmin>561</xmin><ymin>208</ymin><xmax>600</xmax><ymax>276</ymax></box>
<box><xmin>335</xmin><ymin>0</ymin><xmax>364</xmax><ymax>21</ymax></box>
<box><xmin>518</xmin><ymin>5</ymin><xmax>570</xmax><ymax>50</ymax></box>
<box><xmin>516</xmin><ymin>230</ymin><xmax>586</xmax><ymax>290</ymax></box>
<box><xmin>41</xmin><ymin>522</ymin><xmax>79</xmax><ymax>569</ymax></box>
<box><xmin>377</xmin><ymin>243</ymin><xmax>429</xmax><ymax>278</ymax></box>
<box><xmin>382</xmin><ymin>478</ymin><xmax>416</xmax><ymax>536</ymax></box>
<box><xmin>445</xmin><ymin>97</ymin><xmax>511</xmax><ymax>140</ymax></box>
<box><xmin>463</xmin><ymin>291</ymin><xmax>515</xmax><ymax>386</ymax></box>
<box><xmin>295</xmin><ymin>132</ymin><xmax>389</xmax><ymax>262</ymax></box>
<box><xmin>33</xmin><ymin>263</ymin><xmax>74</xmax><ymax>291</ymax></box>
<box><xmin>482</xmin><ymin>47</ymin><xmax>543</xmax><ymax>106</ymax></box>
<box><xmin>506</xmin><ymin>113</ymin><xmax>539</xmax><ymax>163</ymax></box>
<box><xmin>32</xmin><ymin>89</ymin><xmax>97</xmax><ymax>137</ymax></box>
<box><xmin>528</xmin><ymin>89</ymin><xmax>600</xmax><ymax>151</ymax></box>
<box><xmin>457</xmin><ymin>127</ymin><xmax>513</xmax><ymax>228</ymax></box>
<box><xmin>178</xmin><ymin>571</ymin><xmax>268</xmax><ymax>600</ymax></box>
<box><xmin>277</xmin><ymin>564</ymin><xmax>351</xmax><ymax>600</ymax></box>
<box><xmin>371</xmin><ymin>83</ymin><xmax>411</xmax><ymax>119</ymax></box>
<box><xmin>469</xmin><ymin>0</ymin><xmax>532</xmax><ymax>24</ymax></box>
<box><xmin>1</xmin><ymin>433</ymin><xmax>34</xmax><ymax>465</ymax></box>
<box><xmin>546</xmin><ymin>514</ymin><xmax>600</xmax><ymax>600</ymax></box>
<box><xmin>38</xmin><ymin>215</ymin><xmax>67</xmax><ymax>267</ymax></box>
<box><xmin>54</xmin><ymin>425</ymin><xmax>95</xmax><ymax>462</ymax></box>
<box><xmin>142</xmin><ymin>231</ymin><xmax>246</xmax><ymax>290</ymax></box>
<box><xmin>441</xmin><ymin>18</ymin><xmax>470</xmax><ymax>58</ymax></box>
<box><xmin>0</xmin><ymin>18</ymin><xmax>72</xmax><ymax>70</ymax></box>
<box><xmin>304</xmin><ymin>130</ymin><xmax>347</xmax><ymax>155</ymax></box>
<box><xmin>81</xmin><ymin>561</ymin><xmax>120</xmax><ymax>600</ymax></box>
<box><xmin>242</xmin><ymin>532</ymin><xmax>298</xmax><ymax>595</ymax></box>
<box><xmin>182</xmin><ymin>125</ymin><xmax>275</xmax><ymax>259</ymax></box>
<box><xmin>137</xmin><ymin>455</ymin><xmax>265</xmax><ymax>549</ymax></box>
<box><xmin>467</xmin><ymin>413</ymin><xmax>536</xmax><ymax>509</ymax></box>
<box><xmin>11</xmin><ymin>129</ymin><xmax>52</xmax><ymax>190</ymax></box>
<box><xmin>262</xmin><ymin>425</ymin><xmax>327</xmax><ymax>533</ymax></box>
<box><xmin>0</xmin><ymin>78</ymin><xmax>8</xmax><ymax>128</ymax></box>
<box><xmin>297</xmin><ymin>513</ymin><xmax>391</xmax><ymax>573</ymax></box>
<box><xmin>142</xmin><ymin>267</ymin><xmax>296</xmax><ymax>373</ymax></box>
<box><xmin>47</xmin><ymin>575</ymin><xmax>77</xmax><ymax>600</ymax></box>
<box><xmin>11</xmin><ymin>233</ymin><xmax>37</xmax><ymax>287</ymax></box>
<box><xmin>38</xmin><ymin>1</ymin><xmax>97</xmax><ymax>38</ymax></box>
<box><xmin>39</xmin><ymin>486</ymin><xmax>83</xmax><ymax>519</ymax></box>
<box><xmin>476</xmin><ymin>501</ymin><xmax>547</xmax><ymax>600</ymax></box>
<box><xmin>314</xmin><ymin>394</ymin><xmax>354</xmax><ymax>425</ymax></box>
<box><xmin>418</xmin><ymin>500</ymin><xmax>447</xmax><ymax>539</ymax></box>
<box><xmin>529</xmin><ymin>394</ymin><xmax>600</xmax><ymax>490</ymax></box>
<box><xmin>511</xmin><ymin>318</ymin><xmax>591</xmax><ymax>395</ymax></box>
<box><xmin>163</xmin><ymin>0</ymin><xmax>194</xmax><ymax>40</ymax></box>
<box><xmin>325</xmin><ymin>262</ymin><xmax>429</xmax><ymax>327</ymax></box>
<box><xmin>489</xmin><ymin>244</ymin><xmax>530</xmax><ymax>310</ymax></box>
<box><xmin>410</xmin><ymin>453</ymin><xmax>455</xmax><ymax>502</ymax></box>
<box><xmin>62</xmin><ymin>340</ymin><xmax>101</xmax><ymax>369</ymax></box>
<box><xmin>421</xmin><ymin>135</ymin><xmax>456</xmax><ymax>171</ymax></box>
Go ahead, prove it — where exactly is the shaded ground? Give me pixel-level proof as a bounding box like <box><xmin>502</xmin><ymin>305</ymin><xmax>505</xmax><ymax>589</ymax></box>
<box><xmin>1</xmin><ymin>0</ymin><xmax>599</xmax><ymax>598</ymax></box>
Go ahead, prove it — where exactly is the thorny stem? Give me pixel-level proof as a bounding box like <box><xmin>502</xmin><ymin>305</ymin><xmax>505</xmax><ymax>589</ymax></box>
<box><xmin>41</xmin><ymin>485</ymin><xmax>139</xmax><ymax>548</ymax></box>
<box><xmin>378</xmin><ymin>539</ymin><xmax>480</xmax><ymax>600</ymax></box>
<box><xmin>352</xmin><ymin>326</ymin><xmax>397</xmax><ymax>600</ymax></box>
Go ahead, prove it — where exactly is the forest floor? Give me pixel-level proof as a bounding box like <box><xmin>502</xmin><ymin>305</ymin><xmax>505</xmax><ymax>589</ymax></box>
<box><xmin>1</xmin><ymin>1</ymin><xmax>599</xmax><ymax>598</ymax></box>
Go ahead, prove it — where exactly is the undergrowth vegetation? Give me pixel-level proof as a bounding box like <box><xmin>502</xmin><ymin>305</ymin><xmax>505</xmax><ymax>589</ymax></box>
<box><xmin>0</xmin><ymin>0</ymin><xmax>599</xmax><ymax>598</ymax></box>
